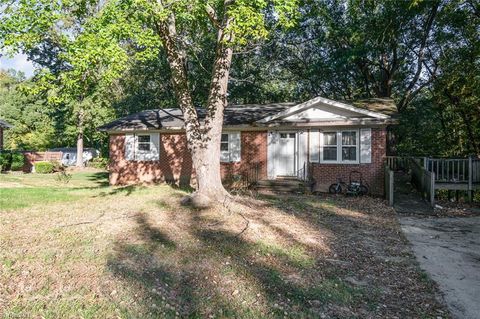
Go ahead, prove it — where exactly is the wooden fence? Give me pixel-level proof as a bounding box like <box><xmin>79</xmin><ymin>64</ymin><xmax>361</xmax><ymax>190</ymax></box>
<box><xmin>385</xmin><ymin>156</ymin><xmax>414</xmax><ymax>171</ymax></box>
<box><xmin>384</xmin><ymin>165</ymin><xmax>394</xmax><ymax>206</ymax></box>
<box><xmin>23</xmin><ymin>151</ymin><xmax>63</xmax><ymax>172</ymax></box>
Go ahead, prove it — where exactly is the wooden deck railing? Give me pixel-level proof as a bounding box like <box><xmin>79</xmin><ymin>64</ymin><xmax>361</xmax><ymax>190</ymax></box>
<box><xmin>411</xmin><ymin>158</ymin><xmax>435</xmax><ymax>206</ymax></box>
<box><xmin>386</xmin><ymin>155</ymin><xmax>480</xmax><ymax>205</ymax></box>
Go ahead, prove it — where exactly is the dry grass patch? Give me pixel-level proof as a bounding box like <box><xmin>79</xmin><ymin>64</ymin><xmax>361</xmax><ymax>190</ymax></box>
<box><xmin>0</xmin><ymin>174</ymin><xmax>449</xmax><ymax>318</ymax></box>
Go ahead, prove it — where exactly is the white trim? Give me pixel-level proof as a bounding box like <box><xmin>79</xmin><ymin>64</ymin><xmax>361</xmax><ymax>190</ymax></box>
<box><xmin>257</xmin><ymin>96</ymin><xmax>390</xmax><ymax>123</ymax></box>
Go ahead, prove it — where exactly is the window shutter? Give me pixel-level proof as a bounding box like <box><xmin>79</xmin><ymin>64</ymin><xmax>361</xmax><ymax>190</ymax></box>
<box><xmin>360</xmin><ymin>128</ymin><xmax>372</xmax><ymax>164</ymax></box>
<box><xmin>267</xmin><ymin>132</ymin><xmax>278</xmax><ymax>179</ymax></box>
<box><xmin>309</xmin><ymin>130</ymin><xmax>320</xmax><ymax>162</ymax></box>
<box><xmin>229</xmin><ymin>132</ymin><xmax>241</xmax><ymax>162</ymax></box>
<box><xmin>148</xmin><ymin>133</ymin><xmax>160</xmax><ymax>161</ymax></box>
<box><xmin>124</xmin><ymin>134</ymin><xmax>135</xmax><ymax>161</ymax></box>
<box><xmin>298</xmin><ymin>131</ymin><xmax>308</xmax><ymax>169</ymax></box>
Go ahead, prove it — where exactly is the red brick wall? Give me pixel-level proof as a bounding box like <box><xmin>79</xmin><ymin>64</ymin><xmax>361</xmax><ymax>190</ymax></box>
<box><xmin>310</xmin><ymin>128</ymin><xmax>387</xmax><ymax>196</ymax></box>
<box><xmin>109</xmin><ymin>129</ymin><xmax>386</xmax><ymax>195</ymax></box>
<box><xmin>109</xmin><ymin>131</ymin><xmax>268</xmax><ymax>186</ymax></box>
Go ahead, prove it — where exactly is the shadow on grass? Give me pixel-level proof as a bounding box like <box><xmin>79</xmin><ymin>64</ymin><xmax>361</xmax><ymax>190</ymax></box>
<box><xmin>95</xmin><ymin>185</ymin><xmax>141</xmax><ymax>197</ymax></box>
<box><xmin>85</xmin><ymin>171</ymin><xmax>110</xmax><ymax>187</ymax></box>
<box><xmin>105</xmin><ymin>200</ymin><xmax>370</xmax><ymax>318</ymax></box>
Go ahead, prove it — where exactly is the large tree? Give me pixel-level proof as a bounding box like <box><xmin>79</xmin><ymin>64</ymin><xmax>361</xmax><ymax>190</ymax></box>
<box><xmin>1</xmin><ymin>0</ymin><xmax>297</xmax><ymax>204</ymax></box>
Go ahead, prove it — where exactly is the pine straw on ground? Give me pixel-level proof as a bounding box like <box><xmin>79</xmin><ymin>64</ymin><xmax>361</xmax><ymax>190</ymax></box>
<box><xmin>0</xmin><ymin>185</ymin><xmax>449</xmax><ymax>318</ymax></box>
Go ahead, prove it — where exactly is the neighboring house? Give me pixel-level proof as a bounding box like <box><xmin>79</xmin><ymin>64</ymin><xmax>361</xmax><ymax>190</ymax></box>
<box><xmin>98</xmin><ymin>96</ymin><xmax>397</xmax><ymax>195</ymax></box>
<box><xmin>0</xmin><ymin>119</ymin><xmax>12</xmax><ymax>150</ymax></box>
<box><xmin>48</xmin><ymin>147</ymin><xmax>99</xmax><ymax>166</ymax></box>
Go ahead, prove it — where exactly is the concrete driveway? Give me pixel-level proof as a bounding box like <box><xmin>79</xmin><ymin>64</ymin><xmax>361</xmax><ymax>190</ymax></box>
<box><xmin>400</xmin><ymin>216</ymin><xmax>480</xmax><ymax>319</ymax></box>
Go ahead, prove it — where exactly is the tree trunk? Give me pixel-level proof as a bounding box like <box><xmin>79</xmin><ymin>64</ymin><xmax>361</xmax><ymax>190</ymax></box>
<box><xmin>155</xmin><ymin>6</ymin><xmax>234</xmax><ymax>206</ymax></box>
<box><xmin>76</xmin><ymin>109</ymin><xmax>84</xmax><ymax>168</ymax></box>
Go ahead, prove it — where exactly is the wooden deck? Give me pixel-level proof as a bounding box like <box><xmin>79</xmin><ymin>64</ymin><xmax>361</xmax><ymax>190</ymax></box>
<box><xmin>385</xmin><ymin>156</ymin><xmax>480</xmax><ymax>206</ymax></box>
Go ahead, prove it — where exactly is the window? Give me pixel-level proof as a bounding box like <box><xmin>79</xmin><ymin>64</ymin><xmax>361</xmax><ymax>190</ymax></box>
<box><xmin>323</xmin><ymin>132</ymin><xmax>337</xmax><ymax>161</ymax></box>
<box><xmin>341</xmin><ymin>131</ymin><xmax>357</xmax><ymax>161</ymax></box>
<box><xmin>137</xmin><ymin>135</ymin><xmax>151</xmax><ymax>152</ymax></box>
<box><xmin>280</xmin><ymin>133</ymin><xmax>295</xmax><ymax>139</ymax></box>
<box><xmin>221</xmin><ymin>133</ymin><xmax>229</xmax><ymax>152</ymax></box>
<box><xmin>320</xmin><ymin>130</ymin><xmax>359</xmax><ymax>163</ymax></box>
<box><xmin>220</xmin><ymin>132</ymin><xmax>241</xmax><ymax>162</ymax></box>
<box><xmin>124</xmin><ymin>133</ymin><xmax>159</xmax><ymax>161</ymax></box>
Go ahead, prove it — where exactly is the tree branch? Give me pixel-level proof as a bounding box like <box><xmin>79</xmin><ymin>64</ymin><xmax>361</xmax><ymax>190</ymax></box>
<box><xmin>205</xmin><ymin>4</ymin><xmax>220</xmax><ymax>28</ymax></box>
<box><xmin>398</xmin><ymin>2</ymin><xmax>439</xmax><ymax>110</ymax></box>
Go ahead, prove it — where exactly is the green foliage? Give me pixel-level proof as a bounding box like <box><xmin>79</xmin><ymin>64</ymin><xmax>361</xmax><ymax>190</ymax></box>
<box><xmin>34</xmin><ymin>161</ymin><xmax>56</xmax><ymax>174</ymax></box>
<box><xmin>0</xmin><ymin>151</ymin><xmax>12</xmax><ymax>171</ymax></box>
<box><xmin>55</xmin><ymin>171</ymin><xmax>73</xmax><ymax>184</ymax></box>
<box><xmin>0</xmin><ymin>0</ymin><xmax>479</xmax><ymax>160</ymax></box>
<box><xmin>88</xmin><ymin>157</ymin><xmax>108</xmax><ymax>170</ymax></box>
<box><xmin>10</xmin><ymin>152</ymin><xmax>25</xmax><ymax>171</ymax></box>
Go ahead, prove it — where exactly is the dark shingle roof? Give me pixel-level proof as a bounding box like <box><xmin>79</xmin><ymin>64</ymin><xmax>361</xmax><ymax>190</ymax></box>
<box><xmin>0</xmin><ymin>119</ymin><xmax>12</xmax><ymax>128</ymax></box>
<box><xmin>98</xmin><ymin>103</ymin><xmax>295</xmax><ymax>131</ymax></box>
<box><xmin>98</xmin><ymin>98</ymin><xmax>397</xmax><ymax>132</ymax></box>
<box><xmin>345</xmin><ymin>98</ymin><xmax>397</xmax><ymax>117</ymax></box>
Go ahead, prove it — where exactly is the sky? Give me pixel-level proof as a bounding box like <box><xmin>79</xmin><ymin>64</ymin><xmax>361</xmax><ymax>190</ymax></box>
<box><xmin>0</xmin><ymin>53</ymin><xmax>35</xmax><ymax>78</ymax></box>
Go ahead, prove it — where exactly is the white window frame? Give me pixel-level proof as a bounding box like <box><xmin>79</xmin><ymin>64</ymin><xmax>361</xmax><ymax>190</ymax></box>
<box><xmin>125</xmin><ymin>133</ymin><xmax>160</xmax><ymax>161</ymax></box>
<box><xmin>136</xmin><ymin>134</ymin><xmax>152</xmax><ymax>153</ymax></box>
<box><xmin>320</xmin><ymin>129</ymin><xmax>359</xmax><ymax>164</ymax></box>
<box><xmin>220</xmin><ymin>133</ymin><xmax>229</xmax><ymax>153</ymax></box>
<box><xmin>220</xmin><ymin>132</ymin><xmax>241</xmax><ymax>163</ymax></box>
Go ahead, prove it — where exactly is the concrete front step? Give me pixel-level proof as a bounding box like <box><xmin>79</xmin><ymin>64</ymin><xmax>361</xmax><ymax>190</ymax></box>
<box><xmin>255</xmin><ymin>178</ymin><xmax>305</xmax><ymax>193</ymax></box>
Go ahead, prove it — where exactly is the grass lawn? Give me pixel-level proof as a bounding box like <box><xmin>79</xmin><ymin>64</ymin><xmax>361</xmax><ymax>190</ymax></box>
<box><xmin>0</xmin><ymin>171</ymin><xmax>448</xmax><ymax>318</ymax></box>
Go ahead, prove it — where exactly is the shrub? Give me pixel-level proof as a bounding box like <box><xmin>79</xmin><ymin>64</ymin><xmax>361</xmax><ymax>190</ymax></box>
<box><xmin>10</xmin><ymin>152</ymin><xmax>25</xmax><ymax>171</ymax></box>
<box><xmin>0</xmin><ymin>151</ymin><xmax>12</xmax><ymax>171</ymax></box>
<box><xmin>34</xmin><ymin>161</ymin><xmax>56</xmax><ymax>174</ymax></box>
<box><xmin>89</xmin><ymin>157</ymin><xmax>108</xmax><ymax>169</ymax></box>
<box><xmin>51</xmin><ymin>160</ymin><xmax>65</xmax><ymax>172</ymax></box>
<box><xmin>55</xmin><ymin>171</ymin><xmax>72</xmax><ymax>183</ymax></box>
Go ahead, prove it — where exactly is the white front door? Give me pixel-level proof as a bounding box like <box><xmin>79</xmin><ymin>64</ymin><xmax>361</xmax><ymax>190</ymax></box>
<box><xmin>275</xmin><ymin>132</ymin><xmax>296</xmax><ymax>176</ymax></box>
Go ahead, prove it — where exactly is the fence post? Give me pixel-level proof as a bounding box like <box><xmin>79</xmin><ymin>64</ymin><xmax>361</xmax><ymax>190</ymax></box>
<box><xmin>468</xmin><ymin>156</ymin><xmax>473</xmax><ymax>202</ymax></box>
<box><xmin>389</xmin><ymin>170</ymin><xmax>394</xmax><ymax>206</ymax></box>
<box><xmin>423</xmin><ymin>157</ymin><xmax>428</xmax><ymax>170</ymax></box>
<box><xmin>430</xmin><ymin>171</ymin><xmax>435</xmax><ymax>207</ymax></box>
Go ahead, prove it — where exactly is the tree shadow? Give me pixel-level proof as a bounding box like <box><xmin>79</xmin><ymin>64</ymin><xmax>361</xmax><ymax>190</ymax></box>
<box><xmin>85</xmin><ymin>171</ymin><xmax>110</xmax><ymax>187</ymax></box>
<box><xmin>105</xmin><ymin>193</ymin><xmax>444</xmax><ymax>317</ymax></box>
<box><xmin>96</xmin><ymin>185</ymin><xmax>140</xmax><ymax>197</ymax></box>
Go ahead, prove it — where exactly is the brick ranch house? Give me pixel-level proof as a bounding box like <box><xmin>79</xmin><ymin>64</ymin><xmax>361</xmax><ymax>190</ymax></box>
<box><xmin>99</xmin><ymin>96</ymin><xmax>397</xmax><ymax>196</ymax></box>
<box><xmin>0</xmin><ymin>119</ymin><xmax>12</xmax><ymax>150</ymax></box>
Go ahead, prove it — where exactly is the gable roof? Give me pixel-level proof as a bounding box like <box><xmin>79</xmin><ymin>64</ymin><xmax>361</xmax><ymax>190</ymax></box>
<box><xmin>98</xmin><ymin>97</ymin><xmax>397</xmax><ymax>132</ymax></box>
<box><xmin>0</xmin><ymin>119</ymin><xmax>12</xmax><ymax>129</ymax></box>
<box><xmin>257</xmin><ymin>96</ymin><xmax>392</xmax><ymax>123</ymax></box>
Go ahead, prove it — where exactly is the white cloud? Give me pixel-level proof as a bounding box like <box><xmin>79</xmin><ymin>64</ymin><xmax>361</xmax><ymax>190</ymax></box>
<box><xmin>0</xmin><ymin>53</ymin><xmax>35</xmax><ymax>78</ymax></box>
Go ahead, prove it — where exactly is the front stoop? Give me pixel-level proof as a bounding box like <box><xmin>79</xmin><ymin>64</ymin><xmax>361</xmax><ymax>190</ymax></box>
<box><xmin>255</xmin><ymin>176</ymin><xmax>305</xmax><ymax>193</ymax></box>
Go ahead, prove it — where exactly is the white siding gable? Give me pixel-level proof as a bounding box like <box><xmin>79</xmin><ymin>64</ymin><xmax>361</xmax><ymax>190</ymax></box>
<box><xmin>282</xmin><ymin>105</ymin><xmax>369</xmax><ymax>122</ymax></box>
